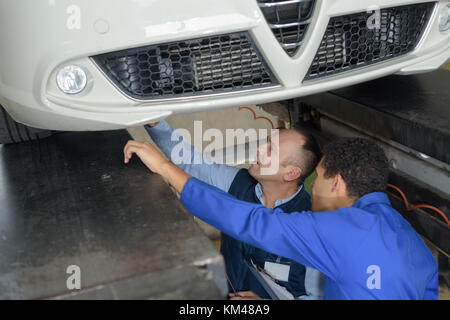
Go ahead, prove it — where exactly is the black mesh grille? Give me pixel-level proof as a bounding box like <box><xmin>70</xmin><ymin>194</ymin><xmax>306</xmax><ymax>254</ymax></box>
<box><xmin>258</xmin><ymin>0</ymin><xmax>315</xmax><ymax>56</ymax></box>
<box><xmin>91</xmin><ymin>32</ymin><xmax>277</xmax><ymax>100</ymax></box>
<box><xmin>305</xmin><ymin>2</ymin><xmax>435</xmax><ymax>80</ymax></box>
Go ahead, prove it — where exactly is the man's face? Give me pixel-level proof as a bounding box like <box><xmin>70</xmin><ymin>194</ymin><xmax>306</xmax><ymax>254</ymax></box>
<box><xmin>248</xmin><ymin>130</ymin><xmax>301</xmax><ymax>183</ymax></box>
<box><xmin>310</xmin><ymin>160</ymin><xmax>336</xmax><ymax>212</ymax></box>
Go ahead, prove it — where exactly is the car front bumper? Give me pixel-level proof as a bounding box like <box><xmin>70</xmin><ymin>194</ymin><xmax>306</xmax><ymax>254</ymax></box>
<box><xmin>0</xmin><ymin>0</ymin><xmax>449</xmax><ymax>131</ymax></box>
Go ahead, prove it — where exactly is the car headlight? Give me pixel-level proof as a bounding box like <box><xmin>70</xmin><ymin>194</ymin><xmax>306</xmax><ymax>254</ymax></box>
<box><xmin>438</xmin><ymin>4</ymin><xmax>450</xmax><ymax>32</ymax></box>
<box><xmin>56</xmin><ymin>65</ymin><xmax>87</xmax><ymax>94</ymax></box>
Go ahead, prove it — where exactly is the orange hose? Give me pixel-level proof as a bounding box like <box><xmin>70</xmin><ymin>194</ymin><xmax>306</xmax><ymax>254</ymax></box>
<box><xmin>387</xmin><ymin>183</ymin><xmax>450</xmax><ymax>228</ymax></box>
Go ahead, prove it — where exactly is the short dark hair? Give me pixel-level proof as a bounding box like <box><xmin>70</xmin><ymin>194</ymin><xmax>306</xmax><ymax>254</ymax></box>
<box><xmin>285</xmin><ymin>126</ymin><xmax>322</xmax><ymax>183</ymax></box>
<box><xmin>321</xmin><ymin>137</ymin><xmax>389</xmax><ymax>198</ymax></box>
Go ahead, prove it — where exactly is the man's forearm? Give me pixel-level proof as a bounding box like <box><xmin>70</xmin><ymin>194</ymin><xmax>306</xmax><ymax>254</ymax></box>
<box><xmin>146</xmin><ymin>121</ymin><xmax>239</xmax><ymax>192</ymax></box>
<box><xmin>159</xmin><ymin>161</ymin><xmax>191</xmax><ymax>194</ymax></box>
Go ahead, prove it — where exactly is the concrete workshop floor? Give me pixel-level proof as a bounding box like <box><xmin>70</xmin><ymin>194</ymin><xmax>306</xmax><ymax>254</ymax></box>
<box><xmin>127</xmin><ymin>101</ymin><xmax>450</xmax><ymax>300</ymax></box>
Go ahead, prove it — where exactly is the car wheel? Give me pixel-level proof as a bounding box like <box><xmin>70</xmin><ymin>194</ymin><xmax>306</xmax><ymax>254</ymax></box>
<box><xmin>0</xmin><ymin>105</ymin><xmax>53</xmax><ymax>144</ymax></box>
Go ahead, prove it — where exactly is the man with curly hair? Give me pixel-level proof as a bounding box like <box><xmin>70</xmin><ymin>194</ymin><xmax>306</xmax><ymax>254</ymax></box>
<box><xmin>123</xmin><ymin>136</ymin><xmax>438</xmax><ymax>300</ymax></box>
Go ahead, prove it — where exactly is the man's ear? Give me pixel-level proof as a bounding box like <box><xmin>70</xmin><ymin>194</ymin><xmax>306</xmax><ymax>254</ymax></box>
<box><xmin>330</xmin><ymin>174</ymin><xmax>341</xmax><ymax>193</ymax></box>
<box><xmin>333</xmin><ymin>174</ymin><xmax>348</xmax><ymax>196</ymax></box>
<box><xmin>284</xmin><ymin>165</ymin><xmax>302</xmax><ymax>182</ymax></box>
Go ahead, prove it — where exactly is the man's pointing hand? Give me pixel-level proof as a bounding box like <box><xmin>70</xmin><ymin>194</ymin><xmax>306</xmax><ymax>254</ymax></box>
<box><xmin>123</xmin><ymin>140</ymin><xmax>168</xmax><ymax>175</ymax></box>
<box><xmin>123</xmin><ymin>140</ymin><xmax>190</xmax><ymax>193</ymax></box>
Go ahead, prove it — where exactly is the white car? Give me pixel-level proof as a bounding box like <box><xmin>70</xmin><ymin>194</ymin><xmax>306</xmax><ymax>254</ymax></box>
<box><xmin>0</xmin><ymin>0</ymin><xmax>449</xmax><ymax>143</ymax></box>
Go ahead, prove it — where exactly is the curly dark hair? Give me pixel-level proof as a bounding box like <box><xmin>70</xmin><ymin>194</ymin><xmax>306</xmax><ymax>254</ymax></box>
<box><xmin>321</xmin><ymin>137</ymin><xmax>389</xmax><ymax>198</ymax></box>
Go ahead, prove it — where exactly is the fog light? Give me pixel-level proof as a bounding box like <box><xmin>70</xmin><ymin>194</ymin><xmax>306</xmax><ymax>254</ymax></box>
<box><xmin>56</xmin><ymin>65</ymin><xmax>87</xmax><ymax>94</ymax></box>
<box><xmin>438</xmin><ymin>4</ymin><xmax>450</xmax><ymax>32</ymax></box>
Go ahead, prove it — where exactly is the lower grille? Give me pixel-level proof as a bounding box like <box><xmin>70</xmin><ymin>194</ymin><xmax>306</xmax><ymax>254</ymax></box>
<box><xmin>91</xmin><ymin>32</ymin><xmax>278</xmax><ymax>100</ymax></box>
<box><xmin>305</xmin><ymin>2</ymin><xmax>435</xmax><ymax>80</ymax></box>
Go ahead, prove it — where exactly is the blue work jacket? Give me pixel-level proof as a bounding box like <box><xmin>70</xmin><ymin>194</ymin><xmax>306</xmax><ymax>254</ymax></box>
<box><xmin>180</xmin><ymin>177</ymin><xmax>438</xmax><ymax>300</ymax></box>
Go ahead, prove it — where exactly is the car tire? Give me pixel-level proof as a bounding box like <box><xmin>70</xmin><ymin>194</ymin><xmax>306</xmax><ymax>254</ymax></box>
<box><xmin>0</xmin><ymin>105</ymin><xmax>53</xmax><ymax>144</ymax></box>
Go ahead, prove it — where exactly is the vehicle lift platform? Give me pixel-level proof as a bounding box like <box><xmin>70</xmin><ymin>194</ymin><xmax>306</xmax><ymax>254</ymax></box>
<box><xmin>0</xmin><ymin>130</ymin><xmax>227</xmax><ymax>299</ymax></box>
<box><xmin>297</xmin><ymin>68</ymin><xmax>450</xmax><ymax>288</ymax></box>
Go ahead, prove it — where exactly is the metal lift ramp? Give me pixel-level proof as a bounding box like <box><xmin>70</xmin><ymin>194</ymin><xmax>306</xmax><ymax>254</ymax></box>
<box><xmin>0</xmin><ymin>130</ymin><xmax>227</xmax><ymax>299</ymax></box>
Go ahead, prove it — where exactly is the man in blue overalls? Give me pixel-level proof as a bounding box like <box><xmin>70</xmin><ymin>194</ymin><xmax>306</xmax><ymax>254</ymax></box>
<box><xmin>123</xmin><ymin>136</ymin><xmax>438</xmax><ymax>299</ymax></box>
<box><xmin>144</xmin><ymin>120</ymin><xmax>325</xmax><ymax>299</ymax></box>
